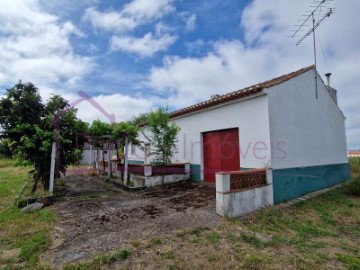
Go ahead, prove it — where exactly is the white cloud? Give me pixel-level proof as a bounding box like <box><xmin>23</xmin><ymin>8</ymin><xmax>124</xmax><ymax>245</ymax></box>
<box><xmin>149</xmin><ymin>39</ymin><xmax>303</xmax><ymax>107</ymax></box>
<box><xmin>185</xmin><ymin>14</ymin><xmax>197</xmax><ymax>32</ymax></box>
<box><xmin>73</xmin><ymin>93</ymin><xmax>155</xmax><ymax>123</ymax></box>
<box><xmin>87</xmin><ymin>43</ymin><xmax>99</xmax><ymax>54</ymax></box>
<box><xmin>185</xmin><ymin>39</ymin><xmax>205</xmax><ymax>53</ymax></box>
<box><xmin>0</xmin><ymin>0</ymin><xmax>94</xmax><ymax>88</ymax></box>
<box><xmin>83</xmin><ymin>7</ymin><xmax>136</xmax><ymax>33</ymax></box>
<box><xmin>83</xmin><ymin>0</ymin><xmax>177</xmax><ymax>57</ymax></box>
<box><xmin>111</xmin><ymin>32</ymin><xmax>177</xmax><ymax>57</ymax></box>
<box><xmin>36</xmin><ymin>86</ymin><xmax>157</xmax><ymax>124</ymax></box>
<box><xmin>148</xmin><ymin>0</ymin><xmax>360</xmax><ymax>148</ymax></box>
<box><xmin>123</xmin><ymin>0</ymin><xmax>174</xmax><ymax>21</ymax></box>
<box><xmin>83</xmin><ymin>0</ymin><xmax>174</xmax><ymax>33</ymax></box>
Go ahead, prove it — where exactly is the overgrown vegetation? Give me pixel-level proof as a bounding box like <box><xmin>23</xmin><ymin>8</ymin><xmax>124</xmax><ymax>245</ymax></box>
<box><xmin>0</xmin><ymin>159</ymin><xmax>56</xmax><ymax>269</ymax></box>
<box><xmin>344</xmin><ymin>157</ymin><xmax>360</xmax><ymax>196</ymax></box>
<box><xmin>62</xmin><ymin>249</ymin><xmax>131</xmax><ymax>270</ymax></box>
<box><xmin>0</xmin><ymin>139</ymin><xmax>12</xmax><ymax>158</ymax></box>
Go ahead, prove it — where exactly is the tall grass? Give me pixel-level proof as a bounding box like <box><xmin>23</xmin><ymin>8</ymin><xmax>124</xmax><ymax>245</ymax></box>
<box><xmin>344</xmin><ymin>157</ymin><xmax>360</xmax><ymax>196</ymax></box>
<box><xmin>349</xmin><ymin>157</ymin><xmax>360</xmax><ymax>177</ymax></box>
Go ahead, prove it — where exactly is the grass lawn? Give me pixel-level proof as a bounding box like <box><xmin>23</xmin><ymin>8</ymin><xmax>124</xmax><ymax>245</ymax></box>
<box><xmin>0</xmin><ymin>159</ymin><xmax>55</xmax><ymax>270</ymax></box>
<box><xmin>0</xmin><ymin>158</ymin><xmax>360</xmax><ymax>269</ymax></box>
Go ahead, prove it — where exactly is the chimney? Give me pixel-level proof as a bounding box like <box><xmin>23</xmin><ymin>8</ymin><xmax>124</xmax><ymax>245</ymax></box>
<box><xmin>324</xmin><ymin>72</ymin><xmax>337</xmax><ymax>104</ymax></box>
<box><xmin>325</xmin><ymin>73</ymin><xmax>332</xmax><ymax>87</ymax></box>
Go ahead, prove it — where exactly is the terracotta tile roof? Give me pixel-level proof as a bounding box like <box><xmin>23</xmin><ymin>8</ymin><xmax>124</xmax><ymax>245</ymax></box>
<box><xmin>170</xmin><ymin>65</ymin><xmax>315</xmax><ymax>119</ymax></box>
<box><xmin>348</xmin><ymin>150</ymin><xmax>360</xmax><ymax>155</ymax></box>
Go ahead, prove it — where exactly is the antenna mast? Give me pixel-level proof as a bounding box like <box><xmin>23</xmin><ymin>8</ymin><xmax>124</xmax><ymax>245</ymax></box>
<box><xmin>289</xmin><ymin>0</ymin><xmax>335</xmax><ymax>99</ymax></box>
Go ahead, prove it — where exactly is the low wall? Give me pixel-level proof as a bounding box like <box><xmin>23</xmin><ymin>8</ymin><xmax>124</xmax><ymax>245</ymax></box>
<box><xmin>216</xmin><ymin>169</ymin><xmax>274</xmax><ymax>218</ymax></box>
<box><xmin>128</xmin><ymin>163</ymin><xmax>190</xmax><ymax>188</ymax></box>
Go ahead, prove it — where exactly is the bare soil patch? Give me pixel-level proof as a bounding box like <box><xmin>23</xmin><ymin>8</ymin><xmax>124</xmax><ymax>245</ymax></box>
<box><xmin>42</xmin><ymin>175</ymin><xmax>218</xmax><ymax>267</ymax></box>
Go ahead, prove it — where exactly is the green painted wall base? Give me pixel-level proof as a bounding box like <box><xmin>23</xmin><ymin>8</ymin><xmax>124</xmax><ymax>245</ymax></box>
<box><xmin>273</xmin><ymin>163</ymin><xmax>350</xmax><ymax>204</ymax></box>
<box><xmin>240</xmin><ymin>167</ymin><xmax>255</xmax><ymax>171</ymax></box>
<box><xmin>128</xmin><ymin>160</ymin><xmax>145</xmax><ymax>165</ymax></box>
<box><xmin>190</xmin><ymin>164</ymin><xmax>201</xmax><ymax>181</ymax></box>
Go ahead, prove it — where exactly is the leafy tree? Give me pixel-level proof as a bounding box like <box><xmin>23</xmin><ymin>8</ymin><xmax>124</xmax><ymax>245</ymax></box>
<box><xmin>112</xmin><ymin>121</ymin><xmax>139</xmax><ymax>161</ymax></box>
<box><xmin>0</xmin><ymin>82</ymin><xmax>88</xmax><ymax>192</ymax></box>
<box><xmin>0</xmin><ymin>139</ymin><xmax>12</xmax><ymax>158</ymax></box>
<box><xmin>129</xmin><ymin>113</ymin><xmax>149</xmax><ymax>127</ymax></box>
<box><xmin>144</xmin><ymin>107</ymin><xmax>180</xmax><ymax>165</ymax></box>
<box><xmin>112</xmin><ymin>121</ymin><xmax>140</xmax><ymax>147</ymax></box>
<box><xmin>88</xmin><ymin>120</ymin><xmax>112</xmax><ymax>137</ymax></box>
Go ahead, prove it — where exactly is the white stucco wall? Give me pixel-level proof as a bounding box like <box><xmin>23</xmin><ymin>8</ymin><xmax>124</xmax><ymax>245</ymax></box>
<box><xmin>265</xmin><ymin>69</ymin><xmax>348</xmax><ymax>169</ymax></box>
<box><xmin>215</xmin><ymin>170</ymin><xmax>274</xmax><ymax>217</ymax></box>
<box><xmin>129</xmin><ymin>94</ymin><xmax>271</xmax><ymax>179</ymax></box>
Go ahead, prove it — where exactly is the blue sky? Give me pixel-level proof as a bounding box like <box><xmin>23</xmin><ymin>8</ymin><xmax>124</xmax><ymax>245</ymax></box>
<box><xmin>0</xmin><ymin>0</ymin><xmax>359</xmax><ymax>149</ymax></box>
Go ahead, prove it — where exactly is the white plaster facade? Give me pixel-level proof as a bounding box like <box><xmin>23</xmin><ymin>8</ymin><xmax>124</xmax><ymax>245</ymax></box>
<box><xmin>265</xmin><ymin>69</ymin><xmax>348</xmax><ymax>170</ymax></box>
<box><xmin>129</xmin><ymin>67</ymin><xmax>348</xmax><ymax>180</ymax></box>
<box><xmin>129</xmin><ymin>94</ymin><xmax>271</xmax><ymax>179</ymax></box>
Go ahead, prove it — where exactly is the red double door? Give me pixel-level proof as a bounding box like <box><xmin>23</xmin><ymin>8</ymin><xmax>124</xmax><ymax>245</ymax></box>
<box><xmin>203</xmin><ymin>128</ymin><xmax>240</xmax><ymax>182</ymax></box>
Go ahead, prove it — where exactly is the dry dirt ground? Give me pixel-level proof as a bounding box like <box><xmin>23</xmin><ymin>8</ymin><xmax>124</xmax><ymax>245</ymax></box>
<box><xmin>41</xmin><ymin>174</ymin><xmax>219</xmax><ymax>267</ymax></box>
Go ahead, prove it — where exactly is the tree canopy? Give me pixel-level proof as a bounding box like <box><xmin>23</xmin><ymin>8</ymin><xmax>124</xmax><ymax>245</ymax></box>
<box><xmin>112</xmin><ymin>121</ymin><xmax>140</xmax><ymax>147</ymax></box>
<box><xmin>0</xmin><ymin>82</ymin><xmax>88</xmax><ymax>192</ymax></box>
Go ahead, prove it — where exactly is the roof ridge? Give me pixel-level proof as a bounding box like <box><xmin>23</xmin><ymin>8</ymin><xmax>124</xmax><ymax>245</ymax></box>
<box><xmin>170</xmin><ymin>65</ymin><xmax>315</xmax><ymax>118</ymax></box>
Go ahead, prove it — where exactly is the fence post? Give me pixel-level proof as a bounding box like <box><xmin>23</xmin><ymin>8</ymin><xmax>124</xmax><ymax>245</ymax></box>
<box><xmin>216</xmin><ymin>173</ymin><xmax>230</xmax><ymax>217</ymax></box>
<box><xmin>124</xmin><ymin>136</ymin><xmax>129</xmax><ymax>185</ymax></box>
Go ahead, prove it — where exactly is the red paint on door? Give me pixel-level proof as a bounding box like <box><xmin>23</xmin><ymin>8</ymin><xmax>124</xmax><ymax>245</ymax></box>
<box><xmin>203</xmin><ymin>128</ymin><xmax>240</xmax><ymax>182</ymax></box>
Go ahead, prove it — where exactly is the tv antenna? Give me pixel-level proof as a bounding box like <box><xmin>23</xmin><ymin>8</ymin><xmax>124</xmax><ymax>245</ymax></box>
<box><xmin>289</xmin><ymin>0</ymin><xmax>335</xmax><ymax>98</ymax></box>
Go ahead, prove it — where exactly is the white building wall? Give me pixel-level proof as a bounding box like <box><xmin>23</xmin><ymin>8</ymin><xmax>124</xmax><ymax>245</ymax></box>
<box><xmin>265</xmin><ymin>69</ymin><xmax>348</xmax><ymax>169</ymax></box>
<box><xmin>129</xmin><ymin>95</ymin><xmax>272</xmax><ymax>178</ymax></box>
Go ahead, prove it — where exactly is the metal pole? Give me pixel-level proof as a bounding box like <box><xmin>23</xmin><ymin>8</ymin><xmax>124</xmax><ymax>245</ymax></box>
<box><xmin>312</xmin><ymin>12</ymin><xmax>318</xmax><ymax>99</ymax></box>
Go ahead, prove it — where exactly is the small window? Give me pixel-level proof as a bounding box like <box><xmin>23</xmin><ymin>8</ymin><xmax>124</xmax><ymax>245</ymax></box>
<box><xmin>131</xmin><ymin>144</ymin><xmax>136</xmax><ymax>155</ymax></box>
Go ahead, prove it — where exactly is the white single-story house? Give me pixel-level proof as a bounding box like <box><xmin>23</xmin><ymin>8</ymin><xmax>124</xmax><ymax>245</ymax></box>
<box><xmin>348</xmin><ymin>150</ymin><xmax>360</xmax><ymax>157</ymax></box>
<box><xmin>129</xmin><ymin>65</ymin><xmax>350</xmax><ymax>204</ymax></box>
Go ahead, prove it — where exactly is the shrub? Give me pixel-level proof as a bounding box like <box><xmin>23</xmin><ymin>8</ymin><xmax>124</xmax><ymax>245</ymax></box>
<box><xmin>343</xmin><ymin>176</ymin><xmax>360</xmax><ymax>196</ymax></box>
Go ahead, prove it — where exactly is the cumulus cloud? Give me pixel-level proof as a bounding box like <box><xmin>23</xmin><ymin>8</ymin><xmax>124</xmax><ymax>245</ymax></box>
<box><xmin>111</xmin><ymin>32</ymin><xmax>177</xmax><ymax>57</ymax></box>
<box><xmin>83</xmin><ymin>0</ymin><xmax>174</xmax><ymax>32</ymax></box>
<box><xmin>0</xmin><ymin>0</ymin><xmax>94</xmax><ymax>88</ymax></box>
<box><xmin>148</xmin><ymin>0</ymin><xmax>360</xmax><ymax>148</ymax></box>
<box><xmin>36</xmin><ymin>86</ymin><xmax>155</xmax><ymax>124</ymax></box>
<box><xmin>123</xmin><ymin>0</ymin><xmax>174</xmax><ymax>22</ymax></box>
<box><xmin>83</xmin><ymin>0</ymin><xmax>177</xmax><ymax>57</ymax></box>
<box><xmin>83</xmin><ymin>7</ymin><xmax>137</xmax><ymax>33</ymax></box>
<box><xmin>72</xmin><ymin>93</ymin><xmax>155</xmax><ymax>123</ymax></box>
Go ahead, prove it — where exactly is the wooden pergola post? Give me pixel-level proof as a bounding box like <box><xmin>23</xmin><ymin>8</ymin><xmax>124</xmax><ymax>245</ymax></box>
<box><xmin>107</xmin><ymin>139</ymin><xmax>111</xmax><ymax>178</ymax></box>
